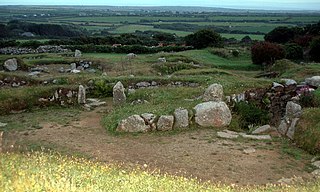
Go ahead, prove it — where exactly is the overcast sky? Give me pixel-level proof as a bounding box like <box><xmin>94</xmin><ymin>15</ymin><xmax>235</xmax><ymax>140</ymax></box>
<box><xmin>1</xmin><ymin>0</ymin><xmax>320</xmax><ymax>10</ymax></box>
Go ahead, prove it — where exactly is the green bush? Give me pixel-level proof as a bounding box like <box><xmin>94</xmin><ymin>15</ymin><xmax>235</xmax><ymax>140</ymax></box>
<box><xmin>285</xmin><ymin>43</ymin><xmax>303</xmax><ymax>60</ymax></box>
<box><xmin>209</xmin><ymin>48</ymin><xmax>230</xmax><ymax>58</ymax></box>
<box><xmin>185</xmin><ymin>29</ymin><xmax>223</xmax><ymax>49</ymax></box>
<box><xmin>233</xmin><ymin>101</ymin><xmax>270</xmax><ymax>129</ymax></box>
<box><xmin>299</xmin><ymin>89</ymin><xmax>320</xmax><ymax>108</ymax></box>
<box><xmin>92</xmin><ymin>79</ymin><xmax>114</xmax><ymax>98</ymax></box>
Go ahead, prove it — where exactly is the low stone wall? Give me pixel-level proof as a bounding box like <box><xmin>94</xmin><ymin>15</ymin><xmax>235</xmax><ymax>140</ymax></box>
<box><xmin>0</xmin><ymin>46</ymin><xmax>70</xmax><ymax>55</ymax></box>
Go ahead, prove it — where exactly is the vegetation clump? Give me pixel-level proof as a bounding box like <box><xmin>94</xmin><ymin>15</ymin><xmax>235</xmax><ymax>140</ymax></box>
<box><xmin>251</xmin><ymin>41</ymin><xmax>285</xmax><ymax>66</ymax></box>
<box><xmin>185</xmin><ymin>29</ymin><xmax>223</xmax><ymax>49</ymax></box>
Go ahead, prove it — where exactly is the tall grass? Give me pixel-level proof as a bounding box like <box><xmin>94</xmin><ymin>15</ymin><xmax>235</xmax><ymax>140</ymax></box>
<box><xmin>1</xmin><ymin>151</ymin><xmax>320</xmax><ymax>192</ymax></box>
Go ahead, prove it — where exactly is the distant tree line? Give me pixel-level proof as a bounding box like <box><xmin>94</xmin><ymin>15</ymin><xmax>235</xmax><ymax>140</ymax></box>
<box><xmin>0</xmin><ymin>20</ymin><xmax>87</xmax><ymax>38</ymax></box>
<box><xmin>153</xmin><ymin>23</ymin><xmax>265</xmax><ymax>35</ymax></box>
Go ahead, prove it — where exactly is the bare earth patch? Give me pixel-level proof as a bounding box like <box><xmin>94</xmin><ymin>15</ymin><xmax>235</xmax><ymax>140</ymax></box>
<box><xmin>9</xmin><ymin>104</ymin><xmax>312</xmax><ymax>185</ymax></box>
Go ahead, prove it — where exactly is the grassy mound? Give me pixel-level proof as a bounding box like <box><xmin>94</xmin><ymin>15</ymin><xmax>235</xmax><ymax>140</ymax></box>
<box><xmin>295</xmin><ymin>108</ymin><xmax>320</xmax><ymax>154</ymax></box>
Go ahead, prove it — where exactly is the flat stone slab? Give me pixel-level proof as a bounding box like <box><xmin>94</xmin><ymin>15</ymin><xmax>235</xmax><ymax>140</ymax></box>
<box><xmin>242</xmin><ymin>134</ymin><xmax>272</xmax><ymax>140</ymax></box>
<box><xmin>217</xmin><ymin>131</ymin><xmax>239</xmax><ymax>139</ymax></box>
<box><xmin>252</xmin><ymin>125</ymin><xmax>272</xmax><ymax>134</ymax></box>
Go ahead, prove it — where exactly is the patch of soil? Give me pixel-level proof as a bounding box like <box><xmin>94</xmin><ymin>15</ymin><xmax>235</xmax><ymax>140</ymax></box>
<box><xmin>8</xmin><ymin>102</ymin><xmax>312</xmax><ymax>185</ymax></box>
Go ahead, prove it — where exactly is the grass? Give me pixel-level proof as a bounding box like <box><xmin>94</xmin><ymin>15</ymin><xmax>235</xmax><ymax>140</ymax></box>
<box><xmin>0</xmin><ymin>107</ymin><xmax>80</xmax><ymax>132</ymax></box>
<box><xmin>0</xmin><ymin>85</ymin><xmax>78</xmax><ymax>115</ymax></box>
<box><xmin>110</xmin><ymin>24</ymin><xmax>192</xmax><ymax>36</ymax></box>
<box><xmin>1</xmin><ymin>151</ymin><xmax>320</xmax><ymax>191</ymax></box>
<box><xmin>294</xmin><ymin>108</ymin><xmax>320</xmax><ymax>154</ymax></box>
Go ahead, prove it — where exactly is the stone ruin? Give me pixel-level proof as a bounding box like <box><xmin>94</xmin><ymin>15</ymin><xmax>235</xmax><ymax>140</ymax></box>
<box><xmin>115</xmin><ymin>82</ymin><xmax>232</xmax><ymax>132</ymax></box>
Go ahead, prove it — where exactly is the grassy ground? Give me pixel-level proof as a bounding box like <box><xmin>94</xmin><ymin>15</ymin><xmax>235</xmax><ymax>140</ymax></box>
<box><xmin>1</xmin><ymin>151</ymin><xmax>320</xmax><ymax>192</ymax></box>
<box><xmin>295</xmin><ymin>108</ymin><xmax>320</xmax><ymax>154</ymax></box>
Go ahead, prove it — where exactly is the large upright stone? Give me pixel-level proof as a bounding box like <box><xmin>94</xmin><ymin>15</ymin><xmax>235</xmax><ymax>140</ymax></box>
<box><xmin>305</xmin><ymin>76</ymin><xmax>320</xmax><ymax>88</ymax></box>
<box><xmin>4</xmin><ymin>58</ymin><xmax>18</xmax><ymax>71</ymax></box>
<box><xmin>77</xmin><ymin>85</ymin><xmax>86</xmax><ymax>104</ymax></box>
<box><xmin>75</xmin><ymin>50</ymin><xmax>82</xmax><ymax>58</ymax></box>
<box><xmin>157</xmin><ymin>115</ymin><xmax>174</xmax><ymax>131</ymax></box>
<box><xmin>174</xmin><ymin>108</ymin><xmax>189</xmax><ymax>129</ymax></box>
<box><xmin>203</xmin><ymin>83</ymin><xmax>224</xmax><ymax>102</ymax></box>
<box><xmin>116</xmin><ymin>115</ymin><xmax>149</xmax><ymax>132</ymax></box>
<box><xmin>113</xmin><ymin>81</ymin><xmax>126</xmax><ymax>106</ymax></box>
<box><xmin>194</xmin><ymin>101</ymin><xmax>232</xmax><ymax>128</ymax></box>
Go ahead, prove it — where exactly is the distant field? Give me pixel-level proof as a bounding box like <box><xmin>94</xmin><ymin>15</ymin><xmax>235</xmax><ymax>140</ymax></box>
<box><xmin>109</xmin><ymin>24</ymin><xmax>192</xmax><ymax>36</ymax></box>
<box><xmin>0</xmin><ymin>7</ymin><xmax>318</xmax><ymax>40</ymax></box>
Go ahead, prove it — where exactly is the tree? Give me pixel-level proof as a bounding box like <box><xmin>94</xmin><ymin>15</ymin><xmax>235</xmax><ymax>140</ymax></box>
<box><xmin>264</xmin><ymin>26</ymin><xmax>296</xmax><ymax>44</ymax></box>
<box><xmin>309</xmin><ymin>37</ymin><xmax>320</xmax><ymax>62</ymax></box>
<box><xmin>185</xmin><ymin>29</ymin><xmax>223</xmax><ymax>49</ymax></box>
<box><xmin>251</xmin><ymin>42</ymin><xmax>285</xmax><ymax>66</ymax></box>
<box><xmin>284</xmin><ymin>43</ymin><xmax>303</xmax><ymax>60</ymax></box>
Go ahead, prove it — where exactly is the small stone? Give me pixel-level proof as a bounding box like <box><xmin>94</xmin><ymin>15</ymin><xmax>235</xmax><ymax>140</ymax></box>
<box><xmin>252</xmin><ymin>125</ymin><xmax>272</xmax><ymax>134</ymax></box>
<box><xmin>136</xmin><ymin>81</ymin><xmax>150</xmax><ymax>88</ymax></box>
<box><xmin>78</xmin><ymin>85</ymin><xmax>86</xmax><ymax>104</ymax></box>
<box><xmin>75</xmin><ymin>50</ymin><xmax>82</xmax><ymax>58</ymax></box>
<box><xmin>278</xmin><ymin>119</ymin><xmax>288</xmax><ymax>135</ymax></box>
<box><xmin>286</xmin><ymin>101</ymin><xmax>302</xmax><ymax>119</ymax></box>
<box><xmin>286</xmin><ymin>118</ymin><xmax>299</xmax><ymax>140</ymax></box>
<box><xmin>281</xmin><ymin>79</ymin><xmax>297</xmax><ymax>86</ymax></box>
<box><xmin>141</xmin><ymin>113</ymin><xmax>157</xmax><ymax>131</ymax></box>
<box><xmin>203</xmin><ymin>83</ymin><xmax>224</xmax><ymax>102</ymax></box>
<box><xmin>272</xmin><ymin>82</ymin><xmax>284</xmax><ymax>92</ymax></box>
<box><xmin>174</xmin><ymin>108</ymin><xmax>189</xmax><ymax>129</ymax></box>
<box><xmin>158</xmin><ymin>57</ymin><xmax>166</xmax><ymax>62</ymax></box>
<box><xmin>312</xmin><ymin>161</ymin><xmax>320</xmax><ymax>169</ymax></box>
<box><xmin>242</xmin><ymin>134</ymin><xmax>272</xmax><ymax>140</ymax></box>
<box><xmin>28</xmin><ymin>71</ymin><xmax>41</xmax><ymax>76</ymax></box>
<box><xmin>217</xmin><ymin>131</ymin><xmax>239</xmax><ymax>139</ymax></box>
<box><xmin>4</xmin><ymin>58</ymin><xmax>18</xmax><ymax>71</ymax></box>
<box><xmin>243</xmin><ymin>148</ymin><xmax>256</xmax><ymax>154</ymax></box>
<box><xmin>194</xmin><ymin>101</ymin><xmax>232</xmax><ymax>128</ymax></box>
<box><xmin>116</xmin><ymin>115</ymin><xmax>149</xmax><ymax>132</ymax></box>
<box><xmin>312</xmin><ymin>169</ymin><xmax>320</xmax><ymax>177</ymax></box>
<box><xmin>305</xmin><ymin>76</ymin><xmax>320</xmax><ymax>88</ymax></box>
<box><xmin>157</xmin><ymin>115</ymin><xmax>174</xmax><ymax>131</ymax></box>
<box><xmin>71</xmin><ymin>69</ymin><xmax>81</xmax><ymax>74</ymax></box>
<box><xmin>113</xmin><ymin>81</ymin><xmax>126</xmax><ymax>106</ymax></box>
<box><xmin>0</xmin><ymin>122</ymin><xmax>7</xmax><ymax>127</ymax></box>
<box><xmin>70</xmin><ymin>63</ymin><xmax>77</xmax><ymax>70</ymax></box>
<box><xmin>58</xmin><ymin>67</ymin><xmax>65</xmax><ymax>73</ymax></box>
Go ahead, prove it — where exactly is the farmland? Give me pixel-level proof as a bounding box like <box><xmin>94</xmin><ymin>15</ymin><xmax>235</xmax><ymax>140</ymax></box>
<box><xmin>0</xmin><ymin>6</ymin><xmax>319</xmax><ymax>40</ymax></box>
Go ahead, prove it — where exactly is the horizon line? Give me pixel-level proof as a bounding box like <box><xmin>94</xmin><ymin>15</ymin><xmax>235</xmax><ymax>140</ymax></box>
<box><xmin>0</xmin><ymin>5</ymin><xmax>319</xmax><ymax>11</ymax></box>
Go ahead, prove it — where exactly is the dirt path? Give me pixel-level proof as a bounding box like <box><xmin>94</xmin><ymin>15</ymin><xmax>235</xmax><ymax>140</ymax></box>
<box><xmin>14</xmin><ymin>104</ymin><xmax>312</xmax><ymax>185</ymax></box>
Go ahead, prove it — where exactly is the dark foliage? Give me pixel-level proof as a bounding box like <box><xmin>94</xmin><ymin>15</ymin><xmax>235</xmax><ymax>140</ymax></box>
<box><xmin>3</xmin><ymin>20</ymin><xmax>86</xmax><ymax>38</ymax></box>
<box><xmin>233</xmin><ymin>101</ymin><xmax>270</xmax><ymax>129</ymax></box>
<box><xmin>284</xmin><ymin>43</ymin><xmax>303</xmax><ymax>60</ymax></box>
<box><xmin>185</xmin><ymin>29</ymin><xmax>223</xmax><ymax>49</ymax></box>
<box><xmin>264</xmin><ymin>26</ymin><xmax>296</xmax><ymax>44</ymax></box>
<box><xmin>251</xmin><ymin>41</ymin><xmax>285</xmax><ymax>66</ymax></box>
<box><xmin>309</xmin><ymin>37</ymin><xmax>320</xmax><ymax>62</ymax></box>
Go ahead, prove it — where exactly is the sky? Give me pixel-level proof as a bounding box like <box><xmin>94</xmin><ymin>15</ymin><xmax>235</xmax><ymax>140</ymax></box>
<box><xmin>0</xmin><ymin>0</ymin><xmax>320</xmax><ymax>10</ymax></box>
